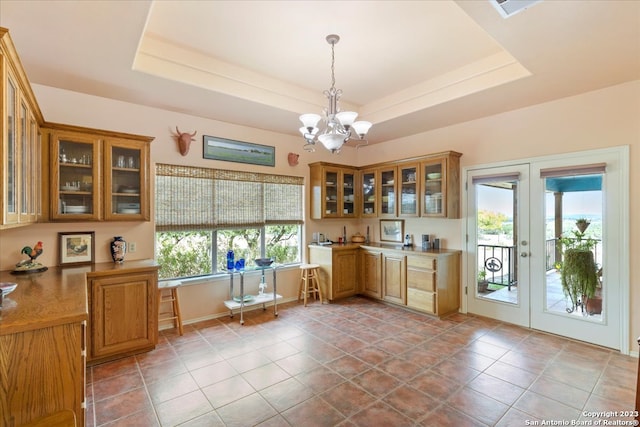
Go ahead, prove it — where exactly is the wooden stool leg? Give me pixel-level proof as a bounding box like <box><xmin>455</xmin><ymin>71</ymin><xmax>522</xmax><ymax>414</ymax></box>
<box><xmin>312</xmin><ymin>269</ymin><xmax>322</xmax><ymax>304</ymax></box>
<box><xmin>172</xmin><ymin>288</ymin><xmax>183</xmax><ymax>336</ymax></box>
<box><xmin>303</xmin><ymin>271</ymin><xmax>309</xmax><ymax>306</ymax></box>
<box><xmin>298</xmin><ymin>272</ymin><xmax>304</xmax><ymax>303</ymax></box>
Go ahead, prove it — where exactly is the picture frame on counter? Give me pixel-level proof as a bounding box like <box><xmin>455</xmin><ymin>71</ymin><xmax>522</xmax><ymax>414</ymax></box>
<box><xmin>59</xmin><ymin>231</ymin><xmax>95</xmax><ymax>266</ymax></box>
<box><xmin>203</xmin><ymin>135</ymin><xmax>276</xmax><ymax>167</ymax></box>
<box><xmin>380</xmin><ymin>219</ymin><xmax>404</xmax><ymax>243</ymax></box>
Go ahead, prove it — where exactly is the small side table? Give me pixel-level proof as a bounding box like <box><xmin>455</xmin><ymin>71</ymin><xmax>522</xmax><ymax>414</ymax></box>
<box><xmin>223</xmin><ymin>266</ymin><xmax>282</xmax><ymax>325</ymax></box>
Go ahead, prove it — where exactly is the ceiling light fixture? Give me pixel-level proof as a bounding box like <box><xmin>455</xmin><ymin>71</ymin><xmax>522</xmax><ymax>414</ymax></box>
<box><xmin>299</xmin><ymin>34</ymin><xmax>372</xmax><ymax>154</ymax></box>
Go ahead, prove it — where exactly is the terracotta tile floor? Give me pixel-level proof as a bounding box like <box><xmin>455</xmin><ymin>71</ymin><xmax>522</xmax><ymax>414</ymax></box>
<box><xmin>86</xmin><ymin>297</ymin><xmax>638</xmax><ymax>427</ymax></box>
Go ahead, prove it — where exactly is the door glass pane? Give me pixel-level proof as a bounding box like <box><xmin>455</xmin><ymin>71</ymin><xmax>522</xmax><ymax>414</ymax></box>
<box><xmin>59</xmin><ymin>140</ymin><xmax>94</xmax><ymax>215</ymax></box>
<box><xmin>325</xmin><ymin>170</ymin><xmax>338</xmax><ymax>215</ymax></box>
<box><xmin>362</xmin><ymin>171</ymin><xmax>376</xmax><ymax>215</ymax></box>
<box><xmin>342</xmin><ymin>172</ymin><xmax>355</xmax><ymax>215</ymax></box>
<box><xmin>476</xmin><ymin>179</ymin><xmax>518</xmax><ymax>304</ymax></box>
<box><xmin>400</xmin><ymin>166</ymin><xmax>417</xmax><ymax>215</ymax></box>
<box><xmin>112</xmin><ymin>146</ymin><xmax>142</xmax><ymax>214</ymax></box>
<box><xmin>544</xmin><ymin>174</ymin><xmax>603</xmax><ymax>321</ymax></box>
<box><xmin>380</xmin><ymin>169</ymin><xmax>395</xmax><ymax>215</ymax></box>
<box><xmin>7</xmin><ymin>80</ymin><xmax>16</xmax><ymax>214</ymax></box>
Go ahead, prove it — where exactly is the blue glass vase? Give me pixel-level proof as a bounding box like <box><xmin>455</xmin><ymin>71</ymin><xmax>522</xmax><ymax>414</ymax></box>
<box><xmin>226</xmin><ymin>250</ymin><xmax>235</xmax><ymax>270</ymax></box>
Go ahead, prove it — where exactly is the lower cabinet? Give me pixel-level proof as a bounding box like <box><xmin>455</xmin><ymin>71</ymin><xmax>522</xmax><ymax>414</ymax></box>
<box><xmin>406</xmin><ymin>253</ymin><xmax>460</xmax><ymax>316</ymax></box>
<box><xmin>309</xmin><ymin>245</ymin><xmax>359</xmax><ymax>301</ymax></box>
<box><xmin>87</xmin><ymin>262</ymin><xmax>159</xmax><ymax>364</ymax></box>
<box><xmin>383</xmin><ymin>253</ymin><xmax>406</xmax><ymax>305</ymax></box>
<box><xmin>360</xmin><ymin>249</ymin><xmax>382</xmax><ymax>299</ymax></box>
<box><xmin>0</xmin><ymin>322</ymin><xmax>86</xmax><ymax>427</ymax></box>
<box><xmin>308</xmin><ymin>244</ymin><xmax>460</xmax><ymax>316</ymax></box>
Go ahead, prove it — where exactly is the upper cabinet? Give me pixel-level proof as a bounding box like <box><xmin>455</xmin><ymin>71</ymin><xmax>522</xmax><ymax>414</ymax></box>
<box><xmin>44</xmin><ymin>123</ymin><xmax>153</xmax><ymax>222</ymax></box>
<box><xmin>421</xmin><ymin>151</ymin><xmax>461</xmax><ymax>218</ymax></box>
<box><xmin>309</xmin><ymin>162</ymin><xmax>358</xmax><ymax>219</ymax></box>
<box><xmin>310</xmin><ymin>152</ymin><xmax>461</xmax><ymax>220</ymax></box>
<box><xmin>1</xmin><ymin>28</ymin><xmax>44</xmax><ymax>229</ymax></box>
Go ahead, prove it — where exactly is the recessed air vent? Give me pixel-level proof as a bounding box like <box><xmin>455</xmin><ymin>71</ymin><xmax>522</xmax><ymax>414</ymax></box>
<box><xmin>490</xmin><ymin>0</ymin><xmax>543</xmax><ymax>18</ymax></box>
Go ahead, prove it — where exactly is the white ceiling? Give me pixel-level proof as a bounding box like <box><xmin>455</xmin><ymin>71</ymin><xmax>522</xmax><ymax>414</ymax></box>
<box><xmin>1</xmin><ymin>0</ymin><xmax>638</xmax><ymax>144</ymax></box>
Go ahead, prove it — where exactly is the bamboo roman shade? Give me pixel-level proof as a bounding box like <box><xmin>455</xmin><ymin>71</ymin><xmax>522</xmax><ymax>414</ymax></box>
<box><xmin>155</xmin><ymin>164</ymin><xmax>304</xmax><ymax>231</ymax></box>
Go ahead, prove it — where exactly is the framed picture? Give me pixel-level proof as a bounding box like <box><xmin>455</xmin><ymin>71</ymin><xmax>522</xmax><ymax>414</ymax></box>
<box><xmin>203</xmin><ymin>135</ymin><xmax>275</xmax><ymax>167</ymax></box>
<box><xmin>59</xmin><ymin>232</ymin><xmax>95</xmax><ymax>266</ymax></box>
<box><xmin>380</xmin><ymin>219</ymin><xmax>404</xmax><ymax>243</ymax></box>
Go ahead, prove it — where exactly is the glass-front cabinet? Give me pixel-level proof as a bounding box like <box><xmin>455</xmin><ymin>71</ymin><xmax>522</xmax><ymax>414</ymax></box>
<box><xmin>46</xmin><ymin>124</ymin><xmax>153</xmax><ymax>221</ymax></box>
<box><xmin>341</xmin><ymin>170</ymin><xmax>356</xmax><ymax>217</ymax></box>
<box><xmin>104</xmin><ymin>139</ymin><xmax>149</xmax><ymax>220</ymax></box>
<box><xmin>309</xmin><ymin>163</ymin><xmax>358</xmax><ymax>219</ymax></box>
<box><xmin>50</xmin><ymin>132</ymin><xmax>101</xmax><ymax>220</ymax></box>
<box><xmin>1</xmin><ymin>28</ymin><xmax>44</xmax><ymax>228</ymax></box>
<box><xmin>379</xmin><ymin>167</ymin><xmax>396</xmax><ymax>217</ymax></box>
<box><xmin>422</xmin><ymin>158</ymin><xmax>445</xmax><ymax>217</ymax></box>
<box><xmin>361</xmin><ymin>168</ymin><xmax>377</xmax><ymax>217</ymax></box>
<box><xmin>399</xmin><ymin>163</ymin><xmax>419</xmax><ymax>217</ymax></box>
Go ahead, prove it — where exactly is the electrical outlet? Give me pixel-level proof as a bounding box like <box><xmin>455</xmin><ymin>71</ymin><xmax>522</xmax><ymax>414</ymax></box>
<box><xmin>129</xmin><ymin>242</ymin><xmax>136</xmax><ymax>253</ymax></box>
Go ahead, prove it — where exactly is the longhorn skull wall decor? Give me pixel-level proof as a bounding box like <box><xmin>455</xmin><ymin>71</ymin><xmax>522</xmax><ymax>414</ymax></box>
<box><xmin>174</xmin><ymin>127</ymin><xmax>197</xmax><ymax>156</ymax></box>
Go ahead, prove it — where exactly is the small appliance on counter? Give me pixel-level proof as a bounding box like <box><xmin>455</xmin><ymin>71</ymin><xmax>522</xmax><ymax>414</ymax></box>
<box><xmin>312</xmin><ymin>232</ymin><xmax>332</xmax><ymax>245</ymax></box>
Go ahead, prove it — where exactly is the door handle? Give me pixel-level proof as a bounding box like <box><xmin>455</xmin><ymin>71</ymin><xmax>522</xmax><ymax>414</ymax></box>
<box><xmin>520</xmin><ymin>252</ymin><xmax>529</xmax><ymax>257</ymax></box>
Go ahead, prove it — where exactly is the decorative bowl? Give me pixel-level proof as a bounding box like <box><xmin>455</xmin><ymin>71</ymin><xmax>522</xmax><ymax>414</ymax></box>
<box><xmin>427</xmin><ymin>173</ymin><xmax>442</xmax><ymax>179</ymax></box>
<box><xmin>0</xmin><ymin>282</ymin><xmax>18</xmax><ymax>297</ymax></box>
<box><xmin>255</xmin><ymin>258</ymin><xmax>274</xmax><ymax>267</ymax></box>
<box><xmin>351</xmin><ymin>234</ymin><xmax>366</xmax><ymax>243</ymax></box>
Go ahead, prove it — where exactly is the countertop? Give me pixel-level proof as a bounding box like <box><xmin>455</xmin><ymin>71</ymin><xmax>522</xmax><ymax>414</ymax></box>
<box><xmin>308</xmin><ymin>242</ymin><xmax>461</xmax><ymax>255</ymax></box>
<box><xmin>0</xmin><ymin>259</ymin><xmax>158</xmax><ymax>336</ymax></box>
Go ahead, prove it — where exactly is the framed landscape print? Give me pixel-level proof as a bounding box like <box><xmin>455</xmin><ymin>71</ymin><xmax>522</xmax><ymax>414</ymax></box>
<box><xmin>203</xmin><ymin>135</ymin><xmax>275</xmax><ymax>167</ymax></box>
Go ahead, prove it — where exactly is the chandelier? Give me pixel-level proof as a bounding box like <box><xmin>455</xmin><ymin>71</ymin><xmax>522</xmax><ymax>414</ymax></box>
<box><xmin>299</xmin><ymin>34</ymin><xmax>372</xmax><ymax>154</ymax></box>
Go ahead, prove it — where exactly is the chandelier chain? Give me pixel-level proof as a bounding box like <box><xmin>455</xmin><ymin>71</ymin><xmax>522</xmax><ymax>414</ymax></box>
<box><xmin>330</xmin><ymin>41</ymin><xmax>336</xmax><ymax>90</ymax></box>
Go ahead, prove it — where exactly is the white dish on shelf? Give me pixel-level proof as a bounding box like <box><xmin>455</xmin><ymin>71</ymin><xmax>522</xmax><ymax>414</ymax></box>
<box><xmin>117</xmin><ymin>208</ymin><xmax>140</xmax><ymax>214</ymax></box>
<box><xmin>427</xmin><ymin>173</ymin><xmax>442</xmax><ymax>179</ymax></box>
<box><xmin>61</xmin><ymin>186</ymin><xmax>80</xmax><ymax>192</ymax></box>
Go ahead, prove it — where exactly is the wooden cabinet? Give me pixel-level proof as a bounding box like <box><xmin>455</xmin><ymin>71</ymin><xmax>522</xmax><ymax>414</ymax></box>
<box><xmin>86</xmin><ymin>261</ymin><xmax>159</xmax><ymax>364</ymax></box>
<box><xmin>360</xmin><ymin>248</ymin><xmax>382</xmax><ymax>299</ymax></box>
<box><xmin>361</xmin><ymin>168</ymin><xmax>377</xmax><ymax>217</ymax></box>
<box><xmin>399</xmin><ymin>163</ymin><xmax>420</xmax><ymax>217</ymax></box>
<box><xmin>379</xmin><ymin>166</ymin><xmax>397</xmax><ymax>217</ymax></box>
<box><xmin>308</xmin><ymin>244</ymin><xmax>359</xmax><ymax>301</ymax></box>
<box><xmin>0</xmin><ymin>267</ymin><xmax>87</xmax><ymax>427</ymax></box>
<box><xmin>382</xmin><ymin>252</ymin><xmax>406</xmax><ymax>305</ymax></box>
<box><xmin>406</xmin><ymin>252</ymin><xmax>460</xmax><ymax>315</ymax></box>
<box><xmin>421</xmin><ymin>151</ymin><xmax>461</xmax><ymax>218</ymax></box>
<box><xmin>360</xmin><ymin>245</ymin><xmax>461</xmax><ymax>316</ymax></box>
<box><xmin>309</xmin><ymin>162</ymin><xmax>358</xmax><ymax>219</ymax></box>
<box><xmin>1</xmin><ymin>28</ymin><xmax>44</xmax><ymax>229</ymax></box>
<box><xmin>44</xmin><ymin>123</ymin><xmax>153</xmax><ymax>221</ymax></box>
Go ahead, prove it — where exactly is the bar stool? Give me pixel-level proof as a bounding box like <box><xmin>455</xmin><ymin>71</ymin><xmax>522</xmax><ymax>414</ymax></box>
<box><xmin>298</xmin><ymin>264</ymin><xmax>323</xmax><ymax>306</ymax></box>
<box><xmin>158</xmin><ymin>281</ymin><xmax>183</xmax><ymax>335</ymax></box>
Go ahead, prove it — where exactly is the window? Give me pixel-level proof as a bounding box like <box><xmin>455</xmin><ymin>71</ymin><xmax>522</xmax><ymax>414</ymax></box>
<box><xmin>155</xmin><ymin>164</ymin><xmax>304</xmax><ymax>280</ymax></box>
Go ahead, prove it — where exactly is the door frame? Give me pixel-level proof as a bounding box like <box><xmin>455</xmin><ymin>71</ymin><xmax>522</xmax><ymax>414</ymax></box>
<box><xmin>461</xmin><ymin>146</ymin><xmax>630</xmax><ymax>354</ymax></box>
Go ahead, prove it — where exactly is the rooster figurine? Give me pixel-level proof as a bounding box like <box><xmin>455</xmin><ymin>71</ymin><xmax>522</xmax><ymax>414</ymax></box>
<box><xmin>22</xmin><ymin>241</ymin><xmax>44</xmax><ymax>262</ymax></box>
<box><xmin>14</xmin><ymin>241</ymin><xmax>47</xmax><ymax>273</ymax></box>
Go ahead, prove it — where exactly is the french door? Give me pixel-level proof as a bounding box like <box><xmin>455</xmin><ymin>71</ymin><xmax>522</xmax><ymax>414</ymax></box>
<box><xmin>465</xmin><ymin>148</ymin><xmax>628</xmax><ymax>351</ymax></box>
<box><xmin>466</xmin><ymin>164</ymin><xmax>530</xmax><ymax>327</ymax></box>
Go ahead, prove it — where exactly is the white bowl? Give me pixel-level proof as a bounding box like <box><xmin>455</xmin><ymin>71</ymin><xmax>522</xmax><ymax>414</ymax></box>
<box><xmin>427</xmin><ymin>173</ymin><xmax>442</xmax><ymax>179</ymax></box>
<box><xmin>0</xmin><ymin>282</ymin><xmax>18</xmax><ymax>296</ymax></box>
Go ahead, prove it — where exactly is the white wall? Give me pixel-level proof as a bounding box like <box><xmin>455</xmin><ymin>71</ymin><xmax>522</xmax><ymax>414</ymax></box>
<box><xmin>0</xmin><ymin>81</ymin><xmax>637</xmax><ymax>347</ymax></box>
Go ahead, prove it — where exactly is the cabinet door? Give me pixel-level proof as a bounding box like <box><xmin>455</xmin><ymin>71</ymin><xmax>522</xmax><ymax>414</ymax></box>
<box><xmin>383</xmin><ymin>253</ymin><xmax>406</xmax><ymax>304</ymax></box>
<box><xmin>361</xmin><ymin>169</ymin><xmax>377</xmax><ymax>217</ymax></box>
<box><xmin>3</xmin><ymin>75</ymin><xmax>18</xmax><ymax>224</ymax></box>
<box><xmin>379</xmin><ymin>167</ymin><xmax>397</xmax><ymax>217</ymax></box>
<box><xmin>323</xmin><ymin>167</ymin><xmax>340</xmax><ymax>217</ymax></box>
<box><xmin>361</xmin><ymin>250</ymin><xmax>382</xmax><ymax>299</ymax></box>
<box><xmin>333</xmin><ymin>249</ymin><xmax>358</xmax><ymax>299</ymax></box>
<box><xmin>91</xmin><ymin>272</ymin><xmax>157</xmax><ymax>360</ymax></box>
<box><xmin>422</xmin><ymin>157</ymin><xmax>446</xmax><ymax>217</ymax></box>
<box><xmin>104</xmin><ymin>138</ymin><xmax>150</xmax><ymax>221</ymax></box>
<box><xmin>341</xmin><ymin>170</ymin><xmax>357</xmax><ymax>217</ymax></box>
<box><xmin>50</xmin><ymin>131</ymin><xmax>101</xmax><ymax>220</ymax></box>
<box><xmin>399</xmin><ymin>163</ymin><xmax>419</xmax><ymax>217</ymax></box>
